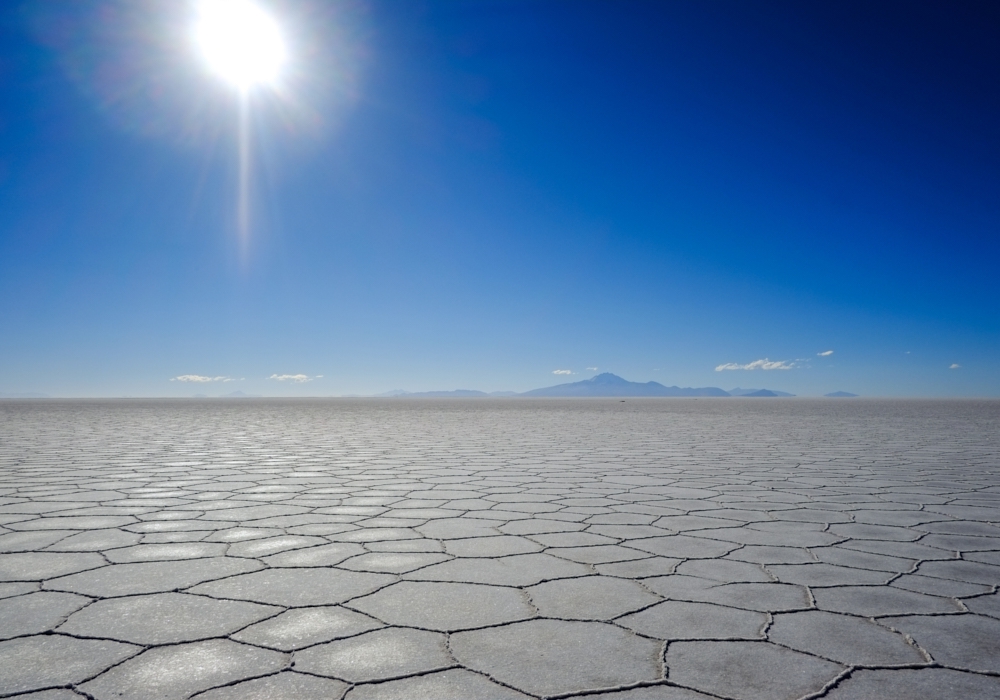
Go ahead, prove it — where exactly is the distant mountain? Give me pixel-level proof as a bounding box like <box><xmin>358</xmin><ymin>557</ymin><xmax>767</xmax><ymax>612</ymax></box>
<box><xmin>221</xmin><ymin>391</ymin><xmax>262</xmax><ymax>398</ymax></box>
<box><xmin>825</xmin><ymin>391</ymin><xmax>859</xmax><ymax>397</ymax></box>
<box><xmin>728</xmin><ymin>387</ymin><xmax>796</xmax><ymax>397</ymax></box>
<box><xmin>520</xmin><ymin>373</ymin><xmax>729</xmax><ymax>397</ymax></box>
<box><xmin>743</xmin><ymin>389</ymin><xmax>778</xmax><ymax>397</ymax></box>
<box><xmin>389</xmin><ymin>389</ymin><xmax>490</xmax><ymax>398</ymax></box>
<box><xmin>0</xmin><ymin>392</ymin><xmax>49</xmax><ymax>398</ymax></box>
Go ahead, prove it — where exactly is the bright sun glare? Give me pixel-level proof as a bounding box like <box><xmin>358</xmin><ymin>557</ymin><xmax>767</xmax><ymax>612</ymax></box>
<box><xmin>195</xmin><ymin>0</ymin><xmax>287</xmax><ymax>90</ymax></box>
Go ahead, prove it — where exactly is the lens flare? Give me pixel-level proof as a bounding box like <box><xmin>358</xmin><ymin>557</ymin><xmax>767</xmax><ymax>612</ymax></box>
<box><xmin>195</xmin><ymin>0</ymin><xmax>287</xmax><ymax>91</ymax></box>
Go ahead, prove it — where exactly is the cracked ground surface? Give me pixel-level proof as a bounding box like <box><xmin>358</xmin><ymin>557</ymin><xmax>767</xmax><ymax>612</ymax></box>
<box><xmin>0</xmin><ymin>398</ymin><xmax>999</xmax><ymax>699</ymax></box>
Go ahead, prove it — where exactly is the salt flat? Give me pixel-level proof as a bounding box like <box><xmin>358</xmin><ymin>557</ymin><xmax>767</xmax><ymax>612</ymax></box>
<box><xmin>0</xmin><ymin>398</ymin><xmax>998</xmax><ymax>699</ymax></box>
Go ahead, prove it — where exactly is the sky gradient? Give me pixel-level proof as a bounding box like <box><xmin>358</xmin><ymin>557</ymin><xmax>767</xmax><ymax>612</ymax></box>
<box><xmin>1</xmin><ymin>0</ymin><xmax>998</xmax><ymax>397</ymax></box>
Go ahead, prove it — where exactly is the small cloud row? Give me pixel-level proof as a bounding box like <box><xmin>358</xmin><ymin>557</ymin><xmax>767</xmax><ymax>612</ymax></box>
<box><xmin>269</xmin><ymin>374</ymin><xmax>323</xmax><ymax>383</ymax></box>
<box><xmin>715</xmin><ymin>359</ymin><xmax>796</xmax><ymax>372</ymax></box>
<box><xmin>171</xmin><ymin>374</ymin><xmax>322</xmax><ymax>383</ymax></box>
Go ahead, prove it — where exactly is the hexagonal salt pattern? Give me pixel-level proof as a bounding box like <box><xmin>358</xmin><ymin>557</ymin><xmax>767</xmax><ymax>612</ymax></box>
<box><xmin>0</xmin><ymin>397</ymin><xmax>998</xmax><ymax>699</ymax></box>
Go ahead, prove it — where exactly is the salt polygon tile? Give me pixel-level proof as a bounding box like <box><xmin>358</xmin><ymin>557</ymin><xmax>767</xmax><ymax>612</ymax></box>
<box><xmin>967</xmin><ymin>550</ymin><xmax>1000</xmax><ymax>566</ymax></box>
<box><xmin>500</xmin><ymin>520</ymin><xmax>587</xmax><ymax>535</ymax></box>
<box><xmin>653</xmin><ymin>515</ymin><xmax>746</xmax><ymax>532</ymax></box>
<box><xmin>405</xmin><ymin>552</ymin><xmax>591</xmax><ymax>585</ymax></box>
<box><xmin>193</xmin><ymin>671</ymin><xmax>349</xmax><ymax>699</ymax></box>
<box><xmin>809</xmin><ymin>546</ymin><xmax>915</xmax><ymax>573</ymax></box>
<box><xmin>917</xmin><ymin>559</ymin><xmax>1000</xmax><ymax>586</ymax></box>
<box><xmin>964</xmin><ymin>592</ymin><xmax>1000</xmax><ymax>619</ymax></box>
<box><xmin>287</xmin><ymin>523</ymin><xmax>360</xmax><ymax>536</ymax></box>
<box><xmin>443</xmin><ymin>535</ymin><xmax>542</xmax><ymax>557</ymax></box>
<box><xmin>628</xmin><ymin>536</ymin><xmax>738</xmax><ymax>559</ymax></box>
<box><xmin>841</xmin><ymin>539</ymin><xmax>954</xmax><ymax>561</ymax></box>
<box><xmin>769</xmin><ymin>508</ymin><xmax>853</xmax><ymax>524</ymax></box>
<box><xmin>828</xmin><ymin>523</ymin><xmax>923</xmax><ymax>541</ymax></box>
<box><xmin>227</xmin><ymin>535</ymin><xmax>327</xmax><ymax>558</ymax></box>
<box><xmin>675</xmin><ymin>559</ymin><xmax>772</xmax><ymax>583</ymax></box>
<box><xmin>58</xmin><ymin>592</ymin><xmax>279</xmax><ymax>644</ymax></box>
<box><xmin>736</xmin><ymin>527</ymin><xmax>847</xmax><ymax>547</ymax></box>
<box><xmin>852</xmin><ymin>509</ymin><xmax>945</xmax><ymax>527</ymax></box>
<box><xmin>529</xmin><ymin>531</ymin><xmax>618</xmax><ymax>547</ymax></box>
<box><xmin>350</xmin><ymin>580</ymin><xmax>533</xmax><ymax>630</ymax></box>
<box><xmin>813</xmin><ymin>586</ymin><xmax>963</xmax><ymax>616</ymax></box>
<box><xmin>547</xmin><ymin>544</ymin><xmax>650</xmax><ymax>564</ymax></box>
<box><xmin>665</xmin><ymin>641</ymin><xmax>843</xmax><ymax>700</ymax></box>
<box><xmin>0</xmin><ymin>552</ymin><xmax>106</xmax><ymax>581</ymax></box>
<box><xmin>767</xmin><ymin>563</ymin><xmax>891</xmax><ymax>586</ymax></box>
<box><xmin>529</xmin><ymin>576</ymin><xmax>660</xmax><ymax>620</ymax></box>
<box><xmin>0</xmin><ymin>635</ymin><xmax>139</xmax><ymax>696</ymax></box>
<box><xmin>662</xmin><ymin>579</ymin><xmax>812</xmax><ymax>612</ymax></box>
<box><xmin>891</xmin><ymin>573</ymin><xmax>992</xmax><ymax>598</ymax></box>
<box><xmin>123</xmin><ymin>518</ymin><xmax>209</xmax><ymax>532</ymax></box>
<box><xmin>44</xmin><ymin>558</ymin><xmax>262</xmax><ymax>597</ymax></box>
<box><xmin>919</xmin><ymin>534</ymin><xmax>1000</xmax><ymax>552</ymax></box>
<box><xmin>561</xmin><ymin>686</ymin><xmax>720</xmax><ymax>699</ymax></box>
<box><xmin>822</xmin><ymin>668</ymin><xmax>1000</xmax><ymax>699</ymax></box>
<box><xmin>345</xmin><ymin>668</ymin><xmax>533</xmax><ymax>700</ymax></box>
<box><xmin>294</xmin><ymin>627</ymin><xmax>452</xmax><ymax>682</ymax></box>
<box><xmin>199</xmin><ymin>504</ymin><xmax>312</xmax><ymax>521</ymax></box>
<box><xmin>451</xmin><ymin>619</ymin><xmax>662</xmax><ymax>697</ymax></box>
<box><xmin>589</xmin><ymin>525</ymin><xmax>679</xmax><ymax>540</ymax></box>
<box><xmin>204</xmin><ymin>527</ymin><xmax>284</xmax><ymax>542</ymax></box>
<box><xmin>7</xmin><ymin>516</ymin><xmax>136</xmax><ymax>531</ymax></box>
<box><xmin>338</xmin><ymin>552</ymin><xmax>450</xmax><ymax>573</ymax></box>
<box><xmin>415</xmin><ymin>519</ymin><xmax>502</xmax><ymax>539</ymax></box>
<box><xmin>0</xmin><ymin>581</ymin><xmax>38</xmax><ymax>598</ymax></box>
<box><xmin>879</xmin><ymin>613</ymin><xmax>1000</xmax><ymax>672</ymax></box>
<box><xmin>0</xmin><ymin>531</ymin><xmax>74</xmax><ymax>552</ymax></box>
<box><xmin>141</xmin><ymin>532</ymin><xmax>212</xmax><ymax>544</ymax></box>
<box><xmin>365</xmin><ymin>539</ymin><xmax>444</xmax><ymax>553</ymax></box>
<box><xmin>619</xmin><ymin>600</ymin><xmax>767</xmax><ymax>640</ymax></box>
<box><xmin>640</xmin><ymin>575</ymin><xmax>718</xmax><ymax>601</ymax></box>
<box><xmin>188</xmin><ymin>568</ymin><xmax>395</xmax><ymax>606</ymax></box>
<box><xmin>262</xmin><ymin>542</ymin><xmax>366</xmax><ymax>567</ymax></box>
<box><xmin>595</xmin><ymin>557</ymin><xmax>679</xmax><ymax>578</ymax></box>
<box><xmin>587</xmin><ymin>513</ymin><xmax>657</xmax><ymax>525</ymax></box>
<box><xmin>0</xmin><ymin>592</ymin><xmax>91</xmax><ymax>640</ymax></box>
<box><xmin>45</xmin><ymin>529</ymin><xmax>141</xmax><ymax>551</ymax></box>
<box><xmin>8</xmin><ymin>690</ymin><xmax>87</xmax><ymax>700</ymax></box>
<box><xmin>725</xmin><ymin>545</ymin><xmax>814</xmax><ymax>564</ymax></box>
<box><xmin>232</xmin><ymin>606</ymin><xmax>383</xmax><ymax>650</ymax></box>
<box><xmin>103</xmin><ymin>542</ymin><xmax>227</xmax><ymax>562</ymax></box>
<box><xmin>332</xmin><ymin>529</ymin><xmax>422</xmax><ymax>544</ymax></box>
<box><xmin>80</xmin><ymin>639</ymin><xmax>287</xmax><ymax>700</ymax></box>
<box><xmin>769</xmin><ymin>611</ymin><xmax>926</xmax><ymax>665</ymax></box>
<box><xmin>919</xmin><ymin>520</ymin><xmax>1000</xmax><ymax>536</ymax></box>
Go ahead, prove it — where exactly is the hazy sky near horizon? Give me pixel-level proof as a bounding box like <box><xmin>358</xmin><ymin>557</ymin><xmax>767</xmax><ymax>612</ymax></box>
<box><xmin>1</xmin><ymin>0</ymin><xmax>998</xmax><ymax>397</ymax></box>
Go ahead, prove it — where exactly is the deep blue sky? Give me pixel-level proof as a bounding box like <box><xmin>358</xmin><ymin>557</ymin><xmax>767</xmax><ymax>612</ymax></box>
<box><xmin>1</xmin><ymin>0</ymin><xmax>998</xmax><ymax>397</ymax></box>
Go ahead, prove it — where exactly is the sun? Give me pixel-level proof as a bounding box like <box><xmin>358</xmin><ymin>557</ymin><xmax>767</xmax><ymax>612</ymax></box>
<box><xmin>195</xmin><ymin>0</ymin><xmax>287</xmax><ymax>91</ymax></box>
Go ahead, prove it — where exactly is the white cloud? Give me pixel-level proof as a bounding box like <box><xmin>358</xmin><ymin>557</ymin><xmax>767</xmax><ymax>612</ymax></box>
<box><xmin>817</xmin><ymin>350</ymin><xmax>834</xmax><ymax>356</ymax></box>
<box><xmin>552</xmin><ymin>369</ymin><xmax>574</xmax><ymax>375</ymax></box>
<box><xmin>949</xmin><ymin>364</ymin><xmax>961</xmax><ymax>369</ymax></box>
<box><xmin>715</xmin><ymin>359</ymin><xmax>796</xmax><ymax>372</ymax></box>
<box><xmin>586</xmin><ymin>367</ymin><xmax>598</xmax><ymax>371</ymax></box>
<box><xmin>171</xmin><ymin>375</ymin><xmax>234</xmax><ymax>383</ymax></box>
<box><xmin>269</xmin><ymin>374</ymin><xmax>318</xmax><ymax>382</ymax></box>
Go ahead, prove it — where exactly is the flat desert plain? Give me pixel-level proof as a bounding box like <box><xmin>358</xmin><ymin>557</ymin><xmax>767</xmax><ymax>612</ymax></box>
<box><xmin>1</xmin><ymin>398</ymin><xmax>998</xmax><ymax>699</ymax></box>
